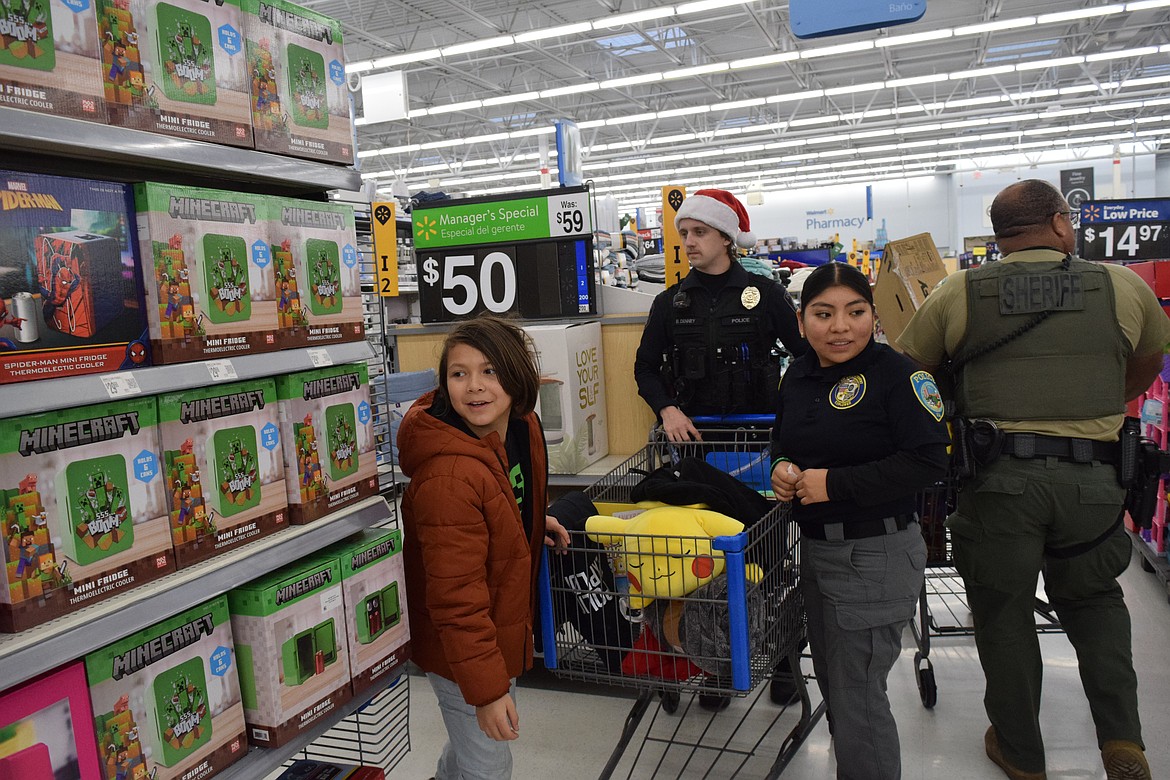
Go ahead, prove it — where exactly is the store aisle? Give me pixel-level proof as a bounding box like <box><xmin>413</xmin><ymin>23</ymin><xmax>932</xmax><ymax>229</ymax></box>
<box><xmin>388</xmin><ymin>550</ymin><xmax>1170</xmax><ymax>779</ymax></box>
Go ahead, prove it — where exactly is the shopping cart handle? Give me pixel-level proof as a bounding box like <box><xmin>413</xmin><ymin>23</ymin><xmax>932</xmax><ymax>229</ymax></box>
<box><xmin>690</xmin><ymin>414</ymin><xmax>775</xmax><ymax>426</ymax></box>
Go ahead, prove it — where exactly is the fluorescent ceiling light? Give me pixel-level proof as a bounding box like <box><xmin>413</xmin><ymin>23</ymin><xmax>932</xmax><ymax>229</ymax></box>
<box><xmin>1008</xmin><ymin>88</ymin><xmax>1060</xmax><ymax>99</ymax></box>
<box><xmin>1060</xmin><ymin>84</ymin><xmax>1101</xmax><ymax>94</ymax></box>
<box><xmin>651</xmin><ymin>133</ymin><xmax>697</xmax><ymax>144</ymax></box>
<box><xmin>1037</xmin><ymin>4</ymin><xmax>1124</xmax><ymax>23</ymax></box>
<box><xmin>483</xmin><ymin>92</ymin><xmax>536</xmax><ymax>106</ymax></box>
<box><xmin>1086</xmin><ymin>46</ymin><xmax>1159</xmax><ymax>61</ymax></box>
<box><xmin>729</xmin><ymin>52</ymin><xmax>799</xmax><ymax>70</ymax></box>
<box><xmin>677</xmin><ymin>0</ymin><xmax>751</xmax><ymax>12</ymax></box>
<box><xmin>664</xmin><ymin>63</ymin><xmax>729</xmax><ymax>79</ymax></box>
<box><xmin>945</xmin><ymin>95</ymin><xmax>1006</xmax><ymax>108</ymax></box>
<box><xmin>595</xmin><ymin>8</ymin><xmax>674</xmax><ymax>27</ymax></box>
<box><xmin>540</xmin><ymin>82</ymin><xmax>600</xmax><ymax>98</ymax></box>
<box><xmin>953</xmin><ymin>17</ymin><xmax>1035</xmax><ymax>35</ymax></box>
<box><xmin>789</xmin><ymin>115</ymin><xmax>839</xmax><ymax>127</ymax></box>
<box><xmin>600</xmin><ymin>73</ymin><xmax>663</xmax><ymax>88</ymax></box>
<box><xmin>714</xmin><ymin>127</ymin><xmax>743</xmax><ymax>136</ymax></box>
<box><xmin>801</xmin><ymin>40</ymin><xmax>874</xmax><ymax>58</ymax></box>
<box><xmin>658</xmin><ymin>105</ymin><xmax>709</xmax><ymax>118</ymax></box>
<box><xmin>876</xmin><ymin>29</ymin><xmax>953</xmax><ymax>47</ymax></box>
<box><xmin>768</xmin><ymin>89</ymin><xmax>824</xmax><ymax>103</ymax></box>
<box><xmin>712</xmin><ymin>98</ymin><xmax>765</xmax><ymax>110</ymax></box>
<box><xmin>509</xmin><ymin>127</ymin><xmax>556</xmax><ymax>138</ymax></box>
<box><xmin>370</xmin><ymin>49</ymin><xmax>441</xmax><ymax>69</ymax></box>
<box><xmin>825</xmin><ymin>81</ymin><xmax>883</xmax><ymax>96</ymax></box>
<box><xmin>420</xmin><ymin>138</ymin><xmax>465</xmax><ymax>149</ymax></box>
<box><xmin>428</xmin><ymin>99</ymin><xmax>483</xmax><ymax>115</ymax></box>
<box><xmin>607</xmin><ymin>112</ymin><xmax>658</xmax><ymax>125</ymax></box>
<box><xmin>1127</xmin><ymin>0</ymin><xmax>1170</xmax><ymax>9</ymax></box>
<box><xmin>949</xmin><ymin>65</ymin><xmax>1016</xmax><ymax>79</ymax></box>
<box><xmin>886</xmin><ymin>74</ymin><xmax>948</xmax><ymax>88</ymax></box>
<box><xmin>514</xmin><ymin>22</ymin><xmax>593</xmax><ymax>42</ymax></box>
<box><xmin>1015</xmin><ymin>55</ymin><xmax>1085</xmax><ymax>70</ymax></box>
<box><xmin>441</xmin><ymin>36</ymin><xmax>514</xmax><ymax>57</ymax></box>
<box><xmin>407</xmin><ymin>108</ymin><xmax>429</xmax><ymax>119</ymax></box>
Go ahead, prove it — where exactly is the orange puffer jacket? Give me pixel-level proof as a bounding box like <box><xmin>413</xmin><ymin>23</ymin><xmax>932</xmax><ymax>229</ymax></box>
<box><xmin>398</xmin><ymin>390</ymin><xmax>549</xmax><ymax>707</ymax></box>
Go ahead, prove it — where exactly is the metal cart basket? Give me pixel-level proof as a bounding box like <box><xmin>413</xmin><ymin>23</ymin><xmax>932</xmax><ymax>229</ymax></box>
<box><xmin>910</xmin><ymin>475</ymin><xmax>1063</xmax><ymax>708</ymax></box>
<box><xmin>538</xmin><ymin>425</ymin><xmax>822</xmax><ymax>779</ymax></box>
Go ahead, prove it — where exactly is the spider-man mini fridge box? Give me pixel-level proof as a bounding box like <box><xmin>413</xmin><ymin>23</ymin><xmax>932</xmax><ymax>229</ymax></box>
<box><xmin>0</xmin><ymin>170</ymin><xmax>151</xmax><ymax>385</ymax></box>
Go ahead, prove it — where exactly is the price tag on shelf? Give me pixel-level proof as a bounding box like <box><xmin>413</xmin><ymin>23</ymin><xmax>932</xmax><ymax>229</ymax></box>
<box><xmin>308</xmin><ymin>348</ymin><xmax>333</xmax><ymax>367</ymax></box>
<box><xmin>205</xmin><ymin>359</ymin><xmax>239</xmax><ymax>382</ymax></box>
<box><xmin>100</xmin><ymin>372</ymin><xmax>142</xmax><ymax>398</ymax></box>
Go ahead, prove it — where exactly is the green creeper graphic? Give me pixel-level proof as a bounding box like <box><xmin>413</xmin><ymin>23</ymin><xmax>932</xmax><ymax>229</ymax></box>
<box><xmin>202</xmin><ymin>234</ymin><xmax>251</xmax><ymax>324</ymax></box>
<box><xmin>325</xmin><ymin>402</ymin><xmax>357</xmax><ymax>480</ymax></box>
<box><xmin>151</xmin><ymin>656</ymin><xmax>211</xmax><ymax>766</ymax></box>
<box><xmin>305</xmin><ymin>238</ymin><xmax>341</xmax><ymax>315</ymax></box>
<box><xmin>209</xmin><ymin>425</ymin><xmax>260</xmax><ymax>517</ymax></box>
<box><xmin>59</xmin><ymin>455</ymin><xmax>133</xmax><ymax>567</ymax></box>
<box><xmin>0</xmin><ymin>0</ymin><xmax>55</xmax><ymax>71</ymax></box>
<box><xmin>286</xmin><ymin>43</ymin><xmax>327</xmax><ymax>129</ymax></box>
<box><xmin>154</xmin><ymin>2</ymin><xmax>217</xmax><ymax>105</ymax></box>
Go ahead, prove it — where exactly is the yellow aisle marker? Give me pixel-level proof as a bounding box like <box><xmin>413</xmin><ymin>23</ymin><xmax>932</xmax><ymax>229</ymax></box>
<box><xmin>371</xmin><ymin>201</ymin><xmax>399</xmax><ymax>297</ymax></box>
<box><xmin>662</xmin><ymin>186</ymin><xmax>687</xmax><ymax>288</ymax></box>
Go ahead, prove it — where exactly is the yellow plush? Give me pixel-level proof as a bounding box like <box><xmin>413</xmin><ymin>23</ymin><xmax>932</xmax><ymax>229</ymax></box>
<box><xmin>586</xmin><ymin>506</ymin><xmax>754</xmax><ymax>608</ymax></box>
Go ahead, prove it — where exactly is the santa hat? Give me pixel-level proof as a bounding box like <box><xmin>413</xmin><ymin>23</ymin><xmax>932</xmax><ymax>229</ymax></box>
<box><xmin>674</xmin><ymin>189</ymin><xmax>757</xmax><ymax>249</ymax></box>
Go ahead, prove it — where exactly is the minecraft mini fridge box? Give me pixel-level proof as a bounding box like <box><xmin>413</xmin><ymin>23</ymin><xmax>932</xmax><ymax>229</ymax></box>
<box><xmin>94</xmin><ymin>0</ymin><xmax>253</xmax><ymax>147</ymax></box>
<box><xmin>0</xmin><ymin>662</ymin><xmax>103</xmax><ymax>779</ymax></box>
<box><xmin>228</xmin><ymin>555</ymin><xmax>352</xmax><ymax>747</ymax></box>
<box><xmin>155</xmin><ymin>378</ymin><xmax>288</xmax><ymax>568</ymax></box>
<box><xmin>85</xmin><ymin>596</ymin><xmax>248</xmax><ymax>780</ymax></box>
<box><xmin>317</xmin><ymin>529</ymin><xmax>409</xmax><ymax>699</ymax></box>
<box><xmin>0</xmin><ymin>0</ymin><xmax>107</xmax><ymax>122</ymax></box>
<box><xmin>243</xmin><ymin>0</ymin><xmax>353</xmax><ymax>164</ymax></box>
<box><xmin>268</xmin><ymin>197</ymin><xmax>364</xmax><ymax>347</ymax></box>
<box><xmin>274</xmin><ymin>362</ymin><xmax>377</xmax><ymax>525</ymax></box>
<box><xmin>0</xmin><ymin>396</ymin><xmax>175</xmax><ymax>633</ymax></box>
<box><xmin>136</xmin><ymin>183</ymin><xmax>292</xmax><ymax>364</ymax></box>
<box><xmin>0</xmin><ymin>170</ymin><xmax>151</xmax><ymax>384</ymax></box>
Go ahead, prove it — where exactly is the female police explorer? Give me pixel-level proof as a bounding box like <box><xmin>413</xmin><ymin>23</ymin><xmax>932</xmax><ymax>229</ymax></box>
<box><xmin>769</xmin><ymin>262</ymin><xmax>949</xmax><ymax>780</ymax></box>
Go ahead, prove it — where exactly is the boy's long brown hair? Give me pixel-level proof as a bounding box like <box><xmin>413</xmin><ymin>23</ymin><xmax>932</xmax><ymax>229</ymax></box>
<box><xmin>434</xmin><ymin>314</ymin><xmax>540</xmax><ymax>417</ymax></box>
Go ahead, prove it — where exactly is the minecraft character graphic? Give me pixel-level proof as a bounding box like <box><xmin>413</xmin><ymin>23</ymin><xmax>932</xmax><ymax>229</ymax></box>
<box><xmin>19</xmin><ymin>473</ymin><xmax>37</xmax><ymax>494</ymax></box>
<box><xmin>0</xmin><ymin>296</ymin><xmax>25</xmax><ymax>350</ymax></box>
<box><xmin>15</xmin><ymin>530</ymin><xmax>39</xmax><ymax>580</ymax></box>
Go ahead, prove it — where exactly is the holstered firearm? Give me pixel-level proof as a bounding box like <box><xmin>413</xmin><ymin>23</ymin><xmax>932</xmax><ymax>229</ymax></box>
<box><xmin>1121</xmin><ymin>416</ymin><xmax>1170</xmax><ymax>530</ymax></box>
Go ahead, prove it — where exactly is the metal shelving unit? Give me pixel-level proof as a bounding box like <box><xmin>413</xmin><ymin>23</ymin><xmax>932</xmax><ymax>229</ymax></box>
<box><xmin>0</xmin><ymin>341</ymin><xmax>375</xmax><ymax>418</ymax></box>
<box><xmin>0</xmin><ymin>107</ymin><xmax>361</xmax><ymax>196</ymax></box>
<box><xmin>0</xmin><ymin>496</ymin><xmax>391</xmax><ymax>691</ymax></box>
<box><xmin>1129</xmin><ymin>529</ymin><xmax>1170</xmax><ymax>604</ymax></box>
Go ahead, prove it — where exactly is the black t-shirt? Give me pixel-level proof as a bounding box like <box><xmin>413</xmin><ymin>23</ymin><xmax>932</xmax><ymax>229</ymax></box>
<box><xmin>770</xmin><ymin>340</ymin><xmax>950</xmax><ymax>532</ymax></box>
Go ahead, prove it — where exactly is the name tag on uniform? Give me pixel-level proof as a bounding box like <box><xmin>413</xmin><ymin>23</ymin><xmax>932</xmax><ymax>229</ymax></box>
<box><xmin>999</xmin><ymin>273</ymin><xmax>1085</xmax><ymax>314</ymax></box>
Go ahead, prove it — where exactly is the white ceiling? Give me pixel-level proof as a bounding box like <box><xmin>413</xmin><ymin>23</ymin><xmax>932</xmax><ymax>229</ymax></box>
<box><xmin>308</xmin><ymin>0</ymin><xmax>1170</xmax><ymax>209</ymax></box>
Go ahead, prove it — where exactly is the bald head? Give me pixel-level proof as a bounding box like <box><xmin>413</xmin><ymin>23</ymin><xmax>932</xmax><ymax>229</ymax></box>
<box><xmin>989</xmin><ymin>179</ymin><xmax>1075</xmax><ymax>255</ymax></box>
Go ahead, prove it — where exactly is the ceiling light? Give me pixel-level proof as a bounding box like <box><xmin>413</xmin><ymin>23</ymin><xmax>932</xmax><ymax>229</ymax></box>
<box><xmin>577</xmin><ymin>119</ymin><xmax>606</xmax><ymax>129</ymax></box>
<box><xmin>948</xmin><ymin>65</ymin><xmax>1016</xmax><ymax>80</ymax></box>
<box><xmin>768</xmin><ymin>89</ymin><xmax>824</xmax><ymax>103</ymax></box>
<box><xmin>440</xmin><ymin>36</ymin><xmax>514</xmax><ymax>57</ymax></box>
<box><xmin>664</xmin><ymin>62</ymin><xmax>730</xmax><ymax>80</ymax></box>
<box><xmin>1127</xmin><ymin>0</ymin><xmax>1170</xmax><ymax>9</ymax></box>
<box><xmin>483</xmin><ymin>92</ymin><xmax>537</xmax><ymax>107</ymax></box>
<box><xmin>825</xmin><ymin>81</ymin><xmax>884</xmax><ymax>96</ymax></box>
<box><xmin>801</xmin><ymin>40</ymin><xmax>874</xmax><ymax>58</ymax></box>
<box><xmin>1037</xmin><ymin>4</ymin><xmax>1124</xmax><ymax>23</ymax></box>
<box><xmin>428</xmin><ymin>99</ymin><xmax>483</xmax><ymax>115</ymax></box>
<box><xmin>651</xmin><ymin>133</ymin><xmax>698</xmax><ymax>144</ymax></box>
<box><xmin>509</xmin><ymin>127</ymin><xmax>556</xmax><ymax>138</ymax></box>
<box><xmin>514</xmin><ymin>22</ymin><xmax>593</xmax><ymax>43</ymax></box>
<box><xmin>606</xmin><ymin>112</ymin><xmax>658</xmax><ymax>125</ymax></box>
<box><xmin>714</xmin><ymin>127</ymin><xmax>743</xmax><ymax>136</ymax></box>
<box><xmin>886</xmin><ymin>74</ymin><xmax>948</xmax><ymax>88</ymax></box>
<box><xmin>540</xmin><ymin>82</ymin><xmax>601</xmax><ymax>98</ymax></box>
<box><xmin>594</xmin><ymin>8</ymin><xmax>674</xmax><ymax>27</ymax></box>
<box><xmin>712</xmin><ymin>98</ymin><xmax>766</xmax><ymax>111</ymax></box>
<box><xmin>1086</xmin><ymin>46</ymin><xmax>1160</xmax><ymax>61</ymax></box>
<box><xmin>407</xmin><ymin>108</ymin><xmax>429</xmax><ymax>119</ymax></box>
<box><xmin>1059</xmin><ymin>84</ymin><xmax>1100</xmax><ymax>94</ymax></box>
<box><xmin>729</xmin><ymin>52</ymin><xmax>799</xmax><ymax>70</ymax></box>
<box><xmin>945</xmin><ymin>95</ymin><xmax>1007</xmax><ymax>108</ymax></box>
<box><xmin>1015</xmin><ymin>55</ymin><xmax>1085</xmax><ymax>71</ymax></box>
<box><xmin>600</xmin><ymin>73</ymin><xmax>663</xmax><ymax>89</ymax></box>
<box><xmin>789</xmin><ymin>115</ymin><xmax>839</xmax><ymax>127</ymax></box>
<box><xmin>420</xmin><ymin>138</ymin><xmax>466</xmax><ymax>149</ymax></box>
<box><xmin>1008</xmin><ymin>88</ymin><xmax>1060</xmax><ymax>99</ymax></box>
<box><xmin>658</xmin><ymin>105</ymin><xmax>709</xmax><ymax>118</ymax></box>
<box><xmin>953</xmin><ymin>17</ymin><xmax>1036</xmax><ymax>35</ymax></box>
<box><xmin>676</xmin><ymin>0</ymin><xmax>751</xmax><ymax>13</ymax></box>
<box><xmin>876</xmin><ymin>29</ymin><xmax>953</xmax><ymax>47</ymax></box>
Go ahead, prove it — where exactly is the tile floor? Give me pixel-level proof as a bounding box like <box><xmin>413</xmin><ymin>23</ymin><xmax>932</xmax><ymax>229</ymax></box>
<box><xmin>385</xmin><ymin>548</ymin><xmax>1170</xmax><ymax>779</ymax></box>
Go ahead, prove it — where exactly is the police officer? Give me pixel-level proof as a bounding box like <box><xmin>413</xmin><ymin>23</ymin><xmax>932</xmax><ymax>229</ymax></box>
<box><xmin>770</xmin><ymin>262</ymin><xmax>950</xmax><ymax>780</ymax></box>
<box><xmin>899</xmin><ymin>179</ymin><xmax>1169</xmax><ymax>780</ymax></box>
<box><xmin>633</xmin><ymin>189</ymin><xmax>806</xmax><ymax>443</ymax></box>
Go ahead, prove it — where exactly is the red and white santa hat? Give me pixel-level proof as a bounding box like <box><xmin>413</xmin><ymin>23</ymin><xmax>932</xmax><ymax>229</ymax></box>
<box><xmin>674</xmin><ymin>189</ymin><xmax>757</xmax><ymax>249</ymax></box>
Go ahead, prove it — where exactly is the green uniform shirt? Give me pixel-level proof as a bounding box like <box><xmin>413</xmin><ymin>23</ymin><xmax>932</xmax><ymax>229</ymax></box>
<box><xmin>899</xmin><ymin>248</ymin><xmax>1170</xmax><ymax>440</ymax></box>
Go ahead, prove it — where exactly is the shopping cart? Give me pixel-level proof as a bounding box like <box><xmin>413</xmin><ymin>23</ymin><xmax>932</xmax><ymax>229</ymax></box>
<box><xmin>910</xmin><ymin>474</ymin><xmax>1063</xmax><ymax>708</ymax></box>
<box><xmin>537</xmin><ymin>421</ymin><xmax>823</xmax><ymax>779</ymax></box>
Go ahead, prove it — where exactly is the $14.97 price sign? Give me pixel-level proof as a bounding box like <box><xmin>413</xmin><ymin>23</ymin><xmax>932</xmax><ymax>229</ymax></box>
<box><xmin>1079</xmin><ymin>199</ymin><xmax>1170</xmax><ymax>262</ymax></box>
<box><xmin>413</xmin><ymin>187</ymin><xmax>595</xmax><ymax>323</ymax></box>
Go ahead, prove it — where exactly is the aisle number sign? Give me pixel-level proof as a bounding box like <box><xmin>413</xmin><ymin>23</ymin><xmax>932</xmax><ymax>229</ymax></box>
<box><xmin>413</xmin><ymin>187</ymin><xmax>596</xmax><ymax>323</ymax></box>
<box><xmin>371</xmin><ymin>201</ymin><xmax>399</xmax><ymax>297</ymax></box>
<box><xmin>1078</xmin><ymin>199</ymin><xmax>1170</xmax><ymax>262</ymax></box>
<box><xmin>662</xmin><ymin>186</ymin><xmax>687</xmax><ymax>288</ymax></box>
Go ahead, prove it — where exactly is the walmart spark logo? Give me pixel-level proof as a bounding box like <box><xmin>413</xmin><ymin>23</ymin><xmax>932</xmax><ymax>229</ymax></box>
<box><xmin>1081</xmin><ymin>203</ymin><xmax>1102</xmax><ymax>222</ymax></box>
<box><xmin>415</xmin><ymin>215</ymin><xmax>438</xmax><ymax>241</ymax></box>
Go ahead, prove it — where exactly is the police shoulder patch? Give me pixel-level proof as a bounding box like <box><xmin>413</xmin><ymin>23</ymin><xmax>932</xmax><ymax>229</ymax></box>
<box><xmin>829</xmin><ymin>374</ymin><xmax>866</xmax><ymax>410</ymax></box>
<box><xmin>910</xmin><ymin>370</ymin><xmax>944</xmax><ymax>421</ymax></box>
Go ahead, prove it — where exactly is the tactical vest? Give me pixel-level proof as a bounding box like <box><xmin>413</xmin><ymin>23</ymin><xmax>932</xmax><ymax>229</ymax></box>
<box><xmin>953</xmin><ymin>257</ymin><xmax>1128</xmax><ymax>421</ymax></box>
<box><xmin>665</xmin><ymin>281</ymin><xmax>782</xmax><ymax>415</ymax></box>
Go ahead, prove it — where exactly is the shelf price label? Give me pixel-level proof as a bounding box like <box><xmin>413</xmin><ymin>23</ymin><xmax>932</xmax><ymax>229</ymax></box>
<box><xmin>413</xmin><ymin>187</ymin><xmax>593</xmax><ymax>250</ymax></box>
<box><xmin>205</xmin><ymin>359</ymin><xmax>238</xmax><ymax>382</ymax></box>
<box><xmin>371</xmin><ymin>201</ymin><xmax>400</xmax><ymax>297</ymax></box>
<box><xmin>1079</xmin><ymin>199</ymin><xmax>1170</xmax><ymax>262</ymax></box>
<box><xmin>100</xmin><ymin>371</ymin><xmax>142</xmax><ymax>398</ymax></box>
<box><xmin>419</xmin><ymin>248</ymin><xmax>518</xmax><ymax>320</ymax></box>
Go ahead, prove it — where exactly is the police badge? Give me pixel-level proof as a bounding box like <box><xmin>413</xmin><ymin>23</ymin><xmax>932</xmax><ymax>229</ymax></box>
<box><xmin>741</xmin><ymin>286</ymin><xmax>760</xmax><ymax>309</ymax></box>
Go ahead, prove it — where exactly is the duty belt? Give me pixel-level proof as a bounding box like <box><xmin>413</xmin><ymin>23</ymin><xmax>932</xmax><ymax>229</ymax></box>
<box><xmin>803</xmin><ymin>513</ymin><xmax>918</xmax><ymax>542</ymax></box>
<box><xmin>1002</xmin><ymin>432</ymin><xmax>1119</xmax><ymax>464</ymax></box>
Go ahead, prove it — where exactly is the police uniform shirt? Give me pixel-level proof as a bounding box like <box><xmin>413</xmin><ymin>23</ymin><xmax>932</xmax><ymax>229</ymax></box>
<box><xmin>633</xmin><ymin>261</ymin><xmax>806</xmax><ymax>415</ymax></box>
<box><xmin>771</xmin><ymin>340</ymin><xmax>950</xmax><ymax>532</ymax></box>
<box><xmin>899</xmin><ymin>248</ymin><xmax>1170</xmax><ymax>440</ymax></box>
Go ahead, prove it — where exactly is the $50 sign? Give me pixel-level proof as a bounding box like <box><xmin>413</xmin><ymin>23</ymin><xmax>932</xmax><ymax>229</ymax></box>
<box><xmin>420</xmin><ymin>250</ymin><xmax>517</xmax><ymax>318</ymax></box>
